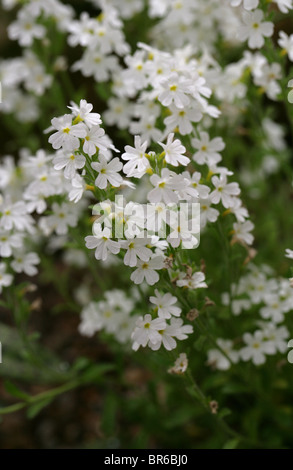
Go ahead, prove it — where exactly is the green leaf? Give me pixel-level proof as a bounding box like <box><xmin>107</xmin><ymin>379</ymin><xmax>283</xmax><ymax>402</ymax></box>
<box><xmin>72</xmin><ymin>357</ymin><xmax>92</xmax><ymax>372</ymax></box>
<box><xmin>223</xmin><ymin>438</ymin><xmax>239</xmax><ymax>449</ymax></box>
<box><xmin>26</xmin><ymin>397</ymin><xmax>53</xmax><ymax>419</ymax></box>
<box><xmin>4</xmin><ymin>381</ymin><xmax>29</xmax><ymax>400</ymax></box>
<box><xmin>80</xmin><ymin>364</ymin><xmax>116</xmax><ymax>384</ymax></box>
<box><xmin>218</xmin><ymin>407</ymin><xmax>232</xmax><ymax>419</ymax></box>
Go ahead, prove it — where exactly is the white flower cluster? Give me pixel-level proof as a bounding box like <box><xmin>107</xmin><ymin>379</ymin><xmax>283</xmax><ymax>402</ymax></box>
<box><xmin>79</xmin><ymin>287</ymin><xmax>194</xmax><ymax>351</ymax></box>
<box><xmin>104</xmin><ymin>42</ymin><xmax>219</xmax><ymax>143</ymax></box>
<box><xmin>1</xmin><ymin>0</ymin><xmax>73</xmax><ymax>122</ymax></box>
<box><xmin>207</xmin><ymin>264</ymin><xmax>292</xmax><ymax>368</ymax></box>
<box><xmin>0</xmin><ymin>51</ymin><xmax>52</xmax><ymax>122</ymax></box>
<box><xmin>69</xmin><ymin>1</ymin><xmax>130</xmax><ymax>82</ymax></box>
<box><xmin>79</xmin><ymin>289</ymin><xmax>138</xmax><ymax>344</ymax></box>
<box><xmin>2</xmin><ymin>0</ymin><xmax>292</xmax><ymax>364</ymax></box>
<box><xmin>46</xmin><ymin>99</ymin><xmax>254</xmax><ymax>293</ymax></box>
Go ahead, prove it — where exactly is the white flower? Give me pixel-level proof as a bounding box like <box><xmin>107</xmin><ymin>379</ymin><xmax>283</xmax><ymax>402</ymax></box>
<box><xmin>192</xmin><ymin>132</ymin><xmax>225</xmax><ymax>166</ymax></box>
<box><xmin>274</xmin><ymin>0</ymin><xmax>293</xmax><ymax>13</ymax></box>
<box><xmin>145</xmin><ymin>203</ymin><xmax>168</xmax><ymax>235</ymax></box>
<box><xmin>129</xmin><ymin>115</ymin><xmax>162</xmax><ymax>145</ymax></box>
<box><xmin>158</xmin><ymin>72</ymin><xmax>192</xmax><ymax>109</ymax></box>
<box><xmin>259</xmin><ymin>294</ymin><xmax>285</xmax><ymax>324</ymax></box>
<box><xmin>188</xmin><ymin>172</ymin><xmax>210</xmax><ymax>199</ymax></box>
<box><xmin>122</xmin><ymin>235</ymin><xmax>152</xmax><ymax>267</ymax></box>
<box><xmin>0</xmin><ymin>263</ymin><xmax>13</xmax><ymax>293</ymax></box>
<box><xmin>168</xmin><ymin>353</ymin><xmax>188</xmax><ymax>374</ymax></box>
<box><xmin>0</xmin><ymin>231</ymin><xmax>22</xmax><ymax>257</ymax></box>
<box><xmin>200</xmin><ymin>198</ymin><xmax>219</xmax><ymax>228</ymax></box>
<box><xmin>122</xmin><ymin>135</ymin><xmax>150</xmax><ymax>178</ymax></box>
<box><xmin>148</xmin><ymin>169</ymin><xmax>186</xmax><ymax>204</ymax></box>
<box><xmin>39</xmin><ymin>202</ymin><xmax>78</xmax><ymax>235</ymax></box>
<box><xmin>48</xmin><ymin>114</ymin><xmax>87</xmax><ymax>150</ymax></box>
<box><xmin>230</xmin><ymin>0</ymin><xmax>259</xmax><ymax>10</ymax></box>
<box><xmin>91</xmin><ymin>155</ymin><xmax>123</xmax><ymax>189</ymax></box>
<box><xmin>285</xmin><ymin>248</ymin><xmax>293</xmax><ymax>259</ymax></box>
<box><xmin>85</xmin><ymin>224</ymin><xmax>120</xmax><ymax>261</ymax></box>
<box><xmin>240</xmin><ymin>330</ymin><xmax>274</xmax><ymax>365</ymax></box>
<box><xmin>149</xmin><ymin>318</ymin><xmax>193</xmax><ymax>351</ymax></box>
<box><xmin>207</xmin><ymin>339</ymin><xmax>239</xmax><ymax>370</ymax></box>
<box><xmin>78</xmin><ymin>302</ymin><xmax>100</xmax><ymax>337</ymax></box>
<box><xmin>177</xmin><ymin>271</ymin><xmax>208</xmax><ymax>289</ymax></box>
<box><xmin>238</xmin><ymin>9</ymin><xmax>274</xmax><ymax>49</ymax></box>
<box><xmin>8</xmin><ymin>9</ymin><xmax>46</xmax><ymax>46</ymax></box>
<box><xmin>68</xmin><ymin>174</ymin><xmax>86</xmax><ymax>203</ymax></box>
<box><xmin>72</xmin><ymin>49</ymin><xmax>119</xmax><ymax>82</ymax></box>
<box><xmin>261</xmin><ymin>323</ymin><xmax>289</xmax><ymax>353</ymax></box>
<box><xmin>229</xmin><ymin>198</ymin><xmax>249</xmax><ymax>223</ymax></box>
<box><xmin>130</xmin><ymin>256</ymin><xmax>164</xmax><ymax>285</ymax></box>
<box><xmin>167</xmin><ymin>210</ymin><xmax>199</xmax><ymax>249</ymax></box>
<box><xmin>278</xmin><ymin>31</ymin><xmax>293</xmax><ymax>61</ymax></box>
<box><xmin>11</xmin><ymin>252</ymin><xmax>40</xmax><ymax>276</ymax></box>
<box><xmin>68</xmin><ymin>99</ymin><xmax>102</xmax><ymax>128</ymax></box>
<box><xmin>253</xmin><ymin>62</ymin><xmax>282</xmax><ymax>100</ymax></box>
<box><xmin>158</xmin><ymin>133</ymin><xmax>189</xmax><ymax>167</ymax></box>
<box><xmin>131</xmin><ymin>314</ymin><xmax>166</xmax><ymax>350</ymax></box>
<box><xmin>164</xmin><ymin>104</ymin><xmax>202</xmax><ymax>136</ymax></box>
<box><xmin>232</xmin><ymin>220</ymin><xmax>254</xmax><ymax>245</ymax></box>
<box><xmin>53</xmin><ymin>150</ymin><xmax>85</xmax><ymax>179</ymax></box>
<box><xmin>149</xmin><ymin>289</ymin><xmax>181</xmax><ymax>319</ymax></box>
<box><xmin>210</xmin><ymin>174</ymin><xmax>240</xmax><ymax>208</ymax></box>
<box><xmin>0</xmin><ymin>201</ymin><xmax>34</xmax><ymax>233</ymax></box>
<box><xmin>82</xmin><ymin>125</ymin><xmax>106</xmax><ymax>157</ymax></box>
<box><xmin>103</xmin><ymin>97</ymin><xmax>133</xmax><ymax>129</ymax></box>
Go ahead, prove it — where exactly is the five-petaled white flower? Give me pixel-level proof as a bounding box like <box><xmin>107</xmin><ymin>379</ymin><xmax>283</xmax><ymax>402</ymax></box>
<box><xmin>92</xmin><ymin>155</ymin><xmax>123</xmax><ymax>189</ymax></box>
<box><xmin>85</xmin><ymin>224</ymin><xmax>120</xmax><ymax>261</ymax></box>
<box><xmin>130</xmin><ymin>256</ymin><xmax>164</xmax><ymax>285</ymax></box>
<box><xmin>158</xmin><ymin>133</ymin><xmax>189</xmax><ymax>167</ymax></box>
<box><xmin>122</xmin><ymin>135</ymin><xmax>150</xmax><ymax>178</ymax></box>
<box><xmin>121</xmin><ymin>235</ymin><xmax>152</xmax><ymax>267</ymax></box>
<box><xmin>131</xmin><ymin>314</ymin><xmax>166</xmax><ymax>350</ymax></box>
<box><xmin>238</xmin><ymin>9</ymin><xmax>274</xmax><ymax>49</ymax></box>
<box><xmin>210</xmin><ymin>174</ymin><xmax>240</xmax><ymax>208</ymax></box>
<box><xmin>149</xmin><ymin>289</ymin><xmax>181</xmax><ymax>319</ymax></box>
<box><xmin>49</xmin><ymin>115</ymin><xmax>87</xmax><ymax>150</ymax></box>
<box><xmin>53</xmin><ymin>150</ymin><xmax>85</xmax><ymax>179</ymax></box>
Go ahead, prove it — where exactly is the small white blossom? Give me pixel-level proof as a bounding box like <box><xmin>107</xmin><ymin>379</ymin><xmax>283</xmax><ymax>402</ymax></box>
<box><xmin>130</xmin><ymin>256</ymin><xmax>164</xmax><ymax>285</ymax></box>
<box><xmin>92</xmin><ymin>155</ymin><xmax>123</xmax><ymax>189</ymax></box>
<box><xmin>131</xmin><ymin>314</ymin><xmax>166</xmax><ymax>350</ymax></box>
<box><xmin>149</xmin><ymin>289</ymin><xmax>181</xmax><ymax>319</ymax></box>
<box><xmin>238</xmin><ymin>10</ymin><xmax>274</xmax><ymax>49</ymax></box>
<box><xmin>159</xmin><ymin>133</ymin><xmax>189</xmax><ymax>167</ymax></box>
<box><xmin>177</xmin><ymin>271</ymin><xmax>208</xmax><ymax>289</ymax></box>
<box><xmin>85</xmin><ymin>224</ymin><xmax>120</xmax><ymax>261</ymax></box>
<box><xmin>0</xmin><ymin>263</ymin><xmax>13</xmax><ymax>293</ymax></box>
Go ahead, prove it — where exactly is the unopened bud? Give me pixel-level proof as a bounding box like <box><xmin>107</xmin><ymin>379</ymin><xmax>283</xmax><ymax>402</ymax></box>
<box><xmin>186</xmin><ymin>308</ymin><xmax>199</xmax><ymax>321</ymax></box>
<box><xmin>209</xmin><ymin>400</ymin><xmax>218</xmax><ymax>415</ymax></box>
<box><xmin>204</xmin><ymin>297</ymin><xmax>215</xmax><ymax>308</ymax></box>
<box><xmin>164</xmin><ymin>255</ymin><xmax>174</xmax><ymax>269</ymax></box>
<box><xmin>30</xmin><ymin>298</ymin><xmax>42</xmax><ymax>311</ymax></box>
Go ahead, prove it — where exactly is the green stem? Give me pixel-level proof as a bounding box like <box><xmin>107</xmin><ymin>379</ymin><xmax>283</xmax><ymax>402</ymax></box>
<box><xmin>0</xmin><ymin>379</ymin><xmax>80</xmax><ymax>416</ymax></box>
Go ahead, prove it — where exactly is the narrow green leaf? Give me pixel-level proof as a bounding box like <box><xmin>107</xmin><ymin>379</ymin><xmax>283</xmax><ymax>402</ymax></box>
<box><xmin>27</xmin><ymin>397</ymin><xmax>53</xmax><ymax>419</ymax></box>
<box><xmin>4</xmin><ymin>381</ymin><xmax>29</xmax><ymax>400</ymax></box>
